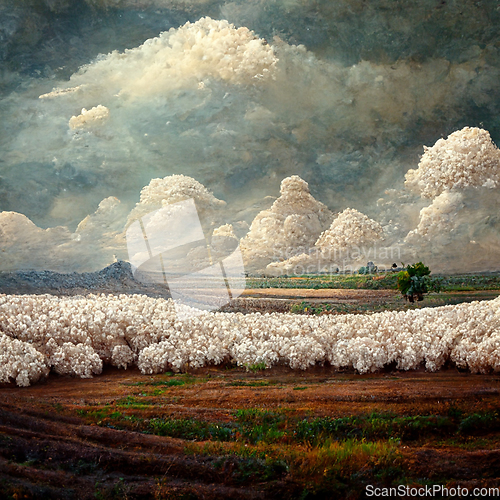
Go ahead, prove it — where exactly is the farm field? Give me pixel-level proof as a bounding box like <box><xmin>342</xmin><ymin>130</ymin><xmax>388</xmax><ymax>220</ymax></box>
<box><xmin>2</xmin><ymin>0</ymin><xmax>500</xmax><ymax>497</ymax></box>
<box><xmin>1</xmin><ymin>274</ymin><xmax>500</xmax><ymax>499</ymax></box>
<box><xmin>245</xmin><ymin>273</ymin><xmax>500</xmax><ymax>292</ymax></box>
<box><xmin>1</xmin><ymin>367</ymin><xmax>500</xmax><ymax>499</ymax></box>
<box><xmin>227</xmin><ymin>286</ymin><xmax>500</xmax><ymax>315</ymax></box>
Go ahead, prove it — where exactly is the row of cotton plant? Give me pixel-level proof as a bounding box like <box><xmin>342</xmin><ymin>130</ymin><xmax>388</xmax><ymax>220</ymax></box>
<box><xmin>0</xmin><ymin>293</ymin><xmax>499</xmax><ymax>386</ymax></box>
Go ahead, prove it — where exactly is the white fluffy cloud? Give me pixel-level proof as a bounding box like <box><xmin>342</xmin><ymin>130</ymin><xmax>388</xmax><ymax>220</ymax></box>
<box><xmin>266</xmin><ymin>207</ymin><xmax>384</xmax><ymax>275</ymax></box>
<box><xmin>400</xmin><ymin>127</ymin><xmax>500</xmax><ymax>271</ymax></box>
<box><xmin>126</xmin><ymin>174</ymin><xmax>226</xmax><ymax>227</ymax></box>
<box><xmin>0</xmin><ymin>174</ymin><xmax>231</xmax><ymax>273</ymax></box>
<box><xmin>239</xmin><ymin>175</ymin><xmax>333</xmax><ymax>271</ymax></box>
<box><xmin>54</xmin><ymin>17</ymin><xmax>277</xmax><ymax>101</ymax></box>
<box><xmin>405</xmin><ymin>127</ymin><xmax>500</xmax><ymax>198</ymax></box>
<box><xmin>316</xmin><ymin>208</ymin><xmax>384</xmax><ymax>255</ymax></box>
<box><xmin>0</xmin><ymin>197</ymin><xmax>125</xmax><ymax>272</ymax></box>
<box><xmin>69</xmin><ymin>105</ymin><xmax>110</xmax><ymax>130</ymax></box>
<box><xmin>405</xmin><ymin>191</ymin><xmax>464</xmax><ymax>243</ymax></box>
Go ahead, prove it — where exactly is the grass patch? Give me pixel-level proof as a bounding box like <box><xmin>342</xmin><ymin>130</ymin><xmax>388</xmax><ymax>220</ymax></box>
<box><xmin>73</xmin><ymin>403</ymin><xmax>500</xmax><ymax>497</ymax></box>
<box><xmin>147</xmin><ymin>379</ymin><xmax>185</xmax><ymax>387</ymax></box>
<box><xmin>295</xmin><ymin>413</ymin><xmax>456</xmax><ymax>444</ymax></box>
<box><xmin>458</xmin><ymin>410</ymin><xmax>500</xmax><ymax>434</ymax></box>
<box><xmin>244</xmin><ymin>362</ymin><xmax>267</xmax><ymax>372</ymax></box>
<box><xmin>186</xmin><ymin>438</ymin><xmax>401</xmax><ymax>496</ymax></box>
<box><xmin>227</xmin><ymin>380</ymin><xmax>272</xmax><ymax>387</ymax></box>
<box><xmin>247</xmin><ymin>274</ymin><xmax>400</xmax><ymax>290</ymax></box>
<box><xmin>149</xmin><ymin>417</ymin><xmax>236</xmax><ymax>441</ymax></box>
<box><xmin>115</xmin><ymin>396</ymin><xmax>154</xmax><ymax>409</ymax></box>
<box><xmin>122</xmin><ymin>373</ymin><xmax>207</xmax><ymax>388</ymax></box>
<box><xmin>76</xmin><ymin>408</ymin><xmax>113</xmax><ymax>420</ymax></box>
<box><xmin>77</xmin><ymin>404</ymin><xmax>500</xmax><ymax>445</ymax></box>
<box><xmin>246</xmin><ymin>273</ymin><xmax>500</xmax><ymax>292</ymax></box>
<box><xmin>290</xmin><ymin>291</ymin><xmax>500</xmax><ymax>315</ymax></box>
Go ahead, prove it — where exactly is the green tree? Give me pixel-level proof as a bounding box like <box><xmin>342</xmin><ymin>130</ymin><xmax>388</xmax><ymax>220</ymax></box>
<box><xmin>397</xmin><ymin>262</ymin><xmax>431</xmax><ymax>302</ymax></box>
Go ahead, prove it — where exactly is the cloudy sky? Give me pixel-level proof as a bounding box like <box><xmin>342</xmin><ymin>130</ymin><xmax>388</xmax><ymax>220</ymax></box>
<box><xmin>1</xmin><ymin>0</ymin><xmax>499</xmax><ymax>274</ymax></box>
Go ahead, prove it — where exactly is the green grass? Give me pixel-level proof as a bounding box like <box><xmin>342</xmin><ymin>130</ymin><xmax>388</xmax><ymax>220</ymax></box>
<box><xmin>458</xmin><ymin>411</ymin><xmax>500</xmax><ymax>434</ymax></box>
<box><xmin>122</xmin><ymin>373</ymin><xmax>206</xmax><ymax>388</ymax></box>
<box><xmin>246</xmin><ymin>274</ymin><xmax>400</xmax><ymax>290</ymax></box>
<box><xmin>149</xmin><ymin>417</ymin><xmax>236</xmax><ymax>441</ymax></box>
<box><xmin>289</xmin><ymin>290</ymin><xmax>500</xmax><ymax>315</ymax></box>
<box><xmin>246</xmin><ymin>273</ymin><xmax>500</xmax><ymax>292</ymax></box>
<box><xmin>294</xmin><ymin>413</ymin><xmax>457</xmax><ymax>444</ymax></box>
<box><xmin>78</xmin><ymin>404</ymin><xmax>500</xmax><ymax>445</ymax></box>
<box><xmin>290</xmin><ymin>301</ymin><xmax>385</xmax><ymax>315</ymax></box>
<box><xmin>115</xmin><ymin>395</ymin><xmax>155</xmax><ymax>409</ymax></box>
<box><xmin>227</xmin><ymin>380</ymin><xmax>273</xmax><ymax>387</ymax></box>
<box><xmin>244</xmin><ymin>362</ymin><xmax>267</xmax><ymax>372</ymax></box>
<box><xmin>73</xmin><ymin>403</ymin><xmax>500</xmax><ymax>498</ymax></box>
<box><xmin>146</xmin><ymin>379</ymin><xmax>185</xmax><ymax>387</ymax></box>
<box><xmin>186</xmin><ymin>437</ymin><xmax>402</xmax><ymax>497</ymax></box>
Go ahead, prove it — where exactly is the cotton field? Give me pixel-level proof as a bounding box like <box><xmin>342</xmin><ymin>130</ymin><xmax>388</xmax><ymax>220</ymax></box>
<box><xmin>1</xmin><ymin>293</ymin><xmax>499</xmax><ymax>387</ymax></box>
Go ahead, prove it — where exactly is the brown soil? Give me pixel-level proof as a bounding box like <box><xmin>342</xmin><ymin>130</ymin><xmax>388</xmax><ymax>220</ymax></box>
<box><xmin>1</xmin><ymin>367</ymin><xmax>500</xmax><ymax>499</ymax></box>
<box><xmin>221</xmin><ymin>288</ymin><xmax>401</xmax><ymax>314</ymax></box>
<box><xmin>222</xmin><ymin>289</ymin><xmax>500</xmax><ymax>314</ymax></box>
<box><xmin>241</xmin><ymin>288</ymin><xmax>398</xmax><ymax>300</ymax></box>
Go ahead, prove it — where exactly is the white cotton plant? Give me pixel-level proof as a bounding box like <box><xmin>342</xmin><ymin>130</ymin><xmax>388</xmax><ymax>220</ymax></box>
<box><xmin>0</xmin><ymin>335</ymin><xmax>49</xmax><ymax>387</ymax></box>
<box><xmin>1</xmin><ymin>293</ymin><xmax>500</xmax><ymax>386</ymax></box>
<box><xmin>111</xmin><ymin>345</ymin><xmax>135</xmax><ymax>370</ymax></box>
<box><xmin>50</xmin><ymin>342</ymin><xmax>103</xmax><ymax>378</ymax></box>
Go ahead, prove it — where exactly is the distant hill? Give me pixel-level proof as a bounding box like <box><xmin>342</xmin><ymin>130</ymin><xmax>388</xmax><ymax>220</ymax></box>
<box><xmin>0</xmin><ymin>261</ymin><xmax>171</xmax><ymax>298</ymax></box>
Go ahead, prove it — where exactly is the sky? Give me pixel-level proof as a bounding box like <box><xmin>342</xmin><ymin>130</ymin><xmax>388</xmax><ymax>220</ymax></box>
<box><xmin>0</xmin><ymin>0</ymin><xmax>499</xmax><ymax>274</ymax></box>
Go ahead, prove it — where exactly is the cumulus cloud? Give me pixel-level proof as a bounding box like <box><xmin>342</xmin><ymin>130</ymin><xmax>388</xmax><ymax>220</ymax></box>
<box><xmin>316</xmin><ymin>208</ymin><xmax>384</xmax><ymax>255</ymax></box>
<box><xmin>398</xmin><ymin>127</ymin><xmax>500</xmax><ymax>272</ymax></box>
<box><xmin>239</xmin><ymin>175</ymin><xmax>333</xmax><ymax>272</ymax></box>
<box><xmin>210</xmin><ymin>223</ymin><xmax>239</xmax><ymax>259</ymax></box>
<box><xmin>0</xmin><ymin>175</ymin><xmax>230</xmax><ymax>274</ymax></box>
<box><xmin>69</xmin><ymin>105</ymin><xmax>110</xmax><ymax>130</ymax></box>
<box><xmin>266</xmin><ymin>207</ymin><xmax>385</xmax><ymax>275</ymax></box>
<box><xmin>0</xmin><ymin>197</ymin><xmax>125</xmax><ymax>272</ymax></box>
<box><xmin>126</xmin><ymin>174</ymin><xmax>226</xmax><ymax>228</ymax></box>
<box><xmin>53</xmin><ymin>17</ymin><xmax>277</xmax><ymax>101</ymax></box>
<box><xmin>405</xmin><ymin>127</ymin><xmax>500</xmax><ymax>198</ymax></box>
<box><xmin>401</xmin><ymin>187</ymin><xmax>500</xmax><ymax>273</ymax></box>
<box><xmin>405</xmin><ymin>191</ymin><xmax>464</xmax><ymax>244</ymax></box>
<box><xmin>2</xmin><ymin>8</ymin><xmax>500</xmax><ymax>274</ymax></box>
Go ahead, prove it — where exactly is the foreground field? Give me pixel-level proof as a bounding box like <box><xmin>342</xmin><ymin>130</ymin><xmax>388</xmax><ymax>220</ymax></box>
<box><xmin>1</xmin><ymin>276</ymin><xmax>500</xmax><ymax>498</ymax></box>
<box><xmin>1</xmin><ymin>367</ymin><xmax>500</xmax><ymax>499</ymax></box>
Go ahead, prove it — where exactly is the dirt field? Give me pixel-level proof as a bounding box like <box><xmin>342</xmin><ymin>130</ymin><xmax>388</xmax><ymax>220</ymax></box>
<box><xmin>242</xmin><ymin>289</ymin><xmax>399</xmax><ymax>300</ymax></box>
<box><xmin>1</xmin><ymin>365</ymin><xmax>500</xmax><ymax>499</ymax></box>
<box><xmin>224</xmin><ymin>288</ymin><xmax>500</xmax><ymax>314</ymax></box>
